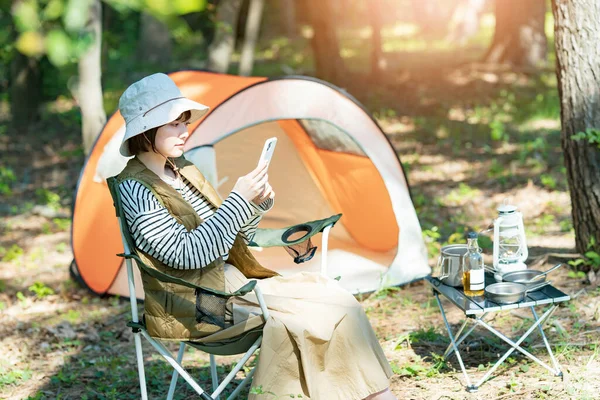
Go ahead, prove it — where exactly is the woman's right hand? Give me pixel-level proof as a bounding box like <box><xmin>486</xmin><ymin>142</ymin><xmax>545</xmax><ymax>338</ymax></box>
<box><xmin>232</xmin><ymin>162</ymin><xmax>269</xmax><ymax>202</ymax></box>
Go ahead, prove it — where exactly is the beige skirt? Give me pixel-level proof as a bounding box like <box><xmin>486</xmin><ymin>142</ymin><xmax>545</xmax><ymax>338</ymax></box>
<box><xmin>219</xmin><ymin>264</ymin><xmax>392</xmax><ymax>400</ymax></box>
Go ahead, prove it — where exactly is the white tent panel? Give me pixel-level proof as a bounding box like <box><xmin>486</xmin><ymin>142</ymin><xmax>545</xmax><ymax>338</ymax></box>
<box><xmin>185</xmin><ymin>79</ymin><xmax>430</xmax><ymax>290</ymax></box>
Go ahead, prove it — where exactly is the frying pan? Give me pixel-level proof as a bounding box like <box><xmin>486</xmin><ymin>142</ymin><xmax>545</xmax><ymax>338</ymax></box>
<box><xmin>502</xmin><ymin>263</ymin><xmax>564</xmax><ymax>289</ymax></box>
<box><xmin>485</xmin><ymin>281</ymin><xmax>551</xmax><ymax>304</ymax></box>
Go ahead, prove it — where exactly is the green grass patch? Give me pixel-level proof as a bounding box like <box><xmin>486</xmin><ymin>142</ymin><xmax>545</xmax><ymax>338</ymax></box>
<box><xmin>1</xmin><ymin>244</ymin><xmax>24</xmax><ymax>262</ymax></box>
<box><xmin>28</xmin><ymin>282</ymin><xmax>55</xmax><ymax>299</ymax></box>
<box><xmin>0</xmin><ymin>166</ymin><xmax>16</xmax><ymax>196</ymax></box>
<box><xmin>0</xmin><ymin>366</ymin><xmax>32</xmax><ymax>388</ymax></box>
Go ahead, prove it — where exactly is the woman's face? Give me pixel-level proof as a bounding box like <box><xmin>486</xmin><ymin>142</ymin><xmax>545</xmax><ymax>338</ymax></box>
<box><xmin>154</xmin><ymin>118</ymin><xmax>191</xmax><ymax>158</ymax></box>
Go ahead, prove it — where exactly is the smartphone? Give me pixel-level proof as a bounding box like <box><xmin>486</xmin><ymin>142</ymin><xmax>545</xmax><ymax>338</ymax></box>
<box><xmin>258</xmin><ymin>137</ymin><xmax>277</xmax><ymax>168</ymax></box>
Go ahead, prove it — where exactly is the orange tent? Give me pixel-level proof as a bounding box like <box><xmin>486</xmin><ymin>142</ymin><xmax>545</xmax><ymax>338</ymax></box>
<box><xmin>70</xmin><ymin>71</ymin><xmax>429</xmax><ymax>296</ymax></box>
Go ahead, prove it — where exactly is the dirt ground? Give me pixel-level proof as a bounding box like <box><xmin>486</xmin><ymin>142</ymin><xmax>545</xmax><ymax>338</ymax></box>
<box><xmin>1</xmin><ymin>65</ymin><xmax>600</xmax><ymax>399</ymax></box>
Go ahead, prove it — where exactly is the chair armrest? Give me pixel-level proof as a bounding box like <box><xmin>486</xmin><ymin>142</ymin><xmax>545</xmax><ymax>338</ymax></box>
<box><xmin>249</xmin><ymin>213</ymin><xmax>342</xmax><ymax>248</ymax></box>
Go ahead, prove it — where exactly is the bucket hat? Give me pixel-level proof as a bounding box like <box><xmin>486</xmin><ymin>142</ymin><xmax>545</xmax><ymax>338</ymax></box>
<box><xmin>118</xmin><ymin>73</ymin><xmax>209</xmax><ymax>156</ymax></box>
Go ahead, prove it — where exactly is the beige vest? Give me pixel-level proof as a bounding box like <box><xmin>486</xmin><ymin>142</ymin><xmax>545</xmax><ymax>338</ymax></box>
<box><xmin>116</xmin><ymin>157</ymin><xmax>277</xmax><ymax>340</ymax></box>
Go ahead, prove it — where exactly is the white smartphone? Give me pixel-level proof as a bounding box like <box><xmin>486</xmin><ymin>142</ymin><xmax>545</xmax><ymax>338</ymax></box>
<box><xmin>258</xmin><ymin>137</ymin><xmax>277</xmax><ymax>168</ymax></box>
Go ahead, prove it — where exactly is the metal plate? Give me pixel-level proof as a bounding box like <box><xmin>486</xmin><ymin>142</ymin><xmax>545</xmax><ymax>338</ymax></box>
<box><xmin>502</xmin><ymin>270</ymin><xmax>546</xmax><ymax>287</ymax></box>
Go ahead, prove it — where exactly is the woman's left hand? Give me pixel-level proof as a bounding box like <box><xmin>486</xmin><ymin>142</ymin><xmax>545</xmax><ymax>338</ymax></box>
<box><xmin>252</xmin><ymin>182</ymin><xmax>275</xmax><ymax>205</ymax></box>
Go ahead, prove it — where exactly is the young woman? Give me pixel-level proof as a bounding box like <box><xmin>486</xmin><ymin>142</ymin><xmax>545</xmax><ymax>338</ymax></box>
<box><xmin>116</xmin><ymin>73</ymin><xmax>396</xmax><ymax>400</ymax></box>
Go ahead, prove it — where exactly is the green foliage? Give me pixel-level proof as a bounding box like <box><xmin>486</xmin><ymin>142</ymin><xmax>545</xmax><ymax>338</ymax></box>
<box><xmin>249</xmin><ymin>385</ymin><xmax>303</xmax><ymax>398</ymax></box>
<box><xmin>11</xmin><ymin>0</ymin><xmax>207</xmax><ymax>66</ymax></box>
<box><xmin>373</xmin><ymin>285</ymin><xmax>402</xmax><ymax>300</ymax></box>
<box><xmin>568</xmin><ymin>237</ymin><xmax>600</xmax><ymax>271</ymax></box>
<box><xmin>2</xmin><ymin>244</ymin><xmax>24</xmax><ymax>262</ymax></box>
<box><xmin>519</xmin><ymin>137</ymin><xmax>547</xmax><ymax>164</ymax></box>
<box><xmin>53</xmin><ymin>218</ymin><xmax>70</xmax><ymax>231</ymax></box>
<box><xmin>62</xmin><ymin>309</ymin><xmax>81</xmax><ymax>323</ymax></box>
<box><xmin>108</xmin><ymin>295</ymin><xmax>121</xmax><ymax>308</ymax></box>
<box><xmin>55</xmin><ymin>242</ymin><xmax>68</xmax><ymax>253</ymax></box>
<box><xmin>45</xmin><ymin>28</ymin><xmax>73</xmax><ymax>66</ymax></box>
<box><xmin>559</xmin><ymin>219</ymin><xmax>573</xmax><ymax>232</ymax></box>
<box><xmin>389</xmin><ymin>352</ymin><xmax>448</xmax><ymax>379</ymax></box>
<box><xmin>422</xmin><ymin>226</ymin><xmax>441</xmax><ymax>257</ymax></box>
<box><xmin>489</xmin><ymin>119</ymin><xmax>506</xmax><ymax>141</ymax></box>
<box><xmin>572</xmin><ymin>128</ymin><xmax>600</xmax><ymax>149</ymax></box>
<box><xmin>16</xmin><ymin>291</ymin><xmax>27</xmax><ymax>305</ymax></box>
<box><xmin>443</xmin><ymin>183</ymin><xmax>480</xmax><ymax>206</ymax></box>
<box><xmin>0</xmin><ymin>166</ymin><xmax>16</xmax><ymax>196</ymax></box>
<box><xmin>567</xmin><ymin>270</ymin><xmax>586</xmax><ymax>280</ymax></box>
<box><xmin>487</xmin><ymin>159</ymin><xmax>505</xmax><ymax>179</ymax></box>
<box><xmin>532</xmin><ymin>214</ymin><xmax>556</xmax><ymax>232</ymax></box>
<box><xmin>35</xmin><ymin>188</ymin><xmax>61</xmax><ymax>210</ymax></box>
<box><xmin>41</xmin><ymin>222</ymin><xmax>53</xmax><ymax>235</ymax></box>
<box><xmin>390</xmin><ymin>361</ymin><xmax>426</xmax><ymax>377</ymax></box>
<box><xmin>540</xmin><ymin>174</ymin><xmax>557</xmax><ymax>190</ymax></box>
<box><xmin>0</xmin><ymin>366</ymin><xmax>33</xmax><ymax>388</ymax></box>
<box><xmin>446</xmin><ymin>229</ymin><xmax>465</xmax><ymax>245</ymax></box>
<box><xmin>28</xmin><ymin>281</ymin><xmax>55</xmax><ymax>299</ymax></box>
<box><xmin>50</xmin><ymin>368</ymin><xmax>79</xmax><ymax>385</ymax></box>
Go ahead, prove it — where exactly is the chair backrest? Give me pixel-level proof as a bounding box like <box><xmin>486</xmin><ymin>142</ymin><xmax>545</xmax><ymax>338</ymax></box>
<box><xmin>106</xmin><ymin>177</ymin><xmax>257</xmax><ymax>297</ymax></box>
<box><xmin>107</xmin><ymin>177</ymin><xmax>138</xmax><ymax>255</ymax></box>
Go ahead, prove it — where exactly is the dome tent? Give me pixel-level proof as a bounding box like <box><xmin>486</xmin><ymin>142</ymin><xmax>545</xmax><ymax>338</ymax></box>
<box><xmin>70</xmin><ymin>70</ymin><xmax>430</xmax><ymax>297</ymax></box>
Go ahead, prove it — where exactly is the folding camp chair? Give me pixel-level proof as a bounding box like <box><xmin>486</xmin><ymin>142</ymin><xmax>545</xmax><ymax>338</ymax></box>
<box><xmin>106</xmin><ymin>177</ymin><xmax>341</xmax><ymax>400</ymax></box>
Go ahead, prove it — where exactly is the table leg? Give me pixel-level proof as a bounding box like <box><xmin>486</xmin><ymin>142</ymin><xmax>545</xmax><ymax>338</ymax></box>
<box><xmin>442</xmin><ymin>319</ymin><xmax>468</xmax><ymax>360</ymax></box>
<box><xmin>473</xmin><ymin>305</ymin><xmax>557</xmax><ymax>388</ymax></box>
<box><xmin>434</xmin><ymin>291</ymin><xmax>475</xmax><ymax>390</ymax></box>
<box><xmin>444</xmin><ymin>313</ymin><xmax>489</xmax><ymax>360</ymax></box>
<box><xmin>531</xmin><ymin>306</ymin><xmax>562</xmax><ymax>376</ymax></box>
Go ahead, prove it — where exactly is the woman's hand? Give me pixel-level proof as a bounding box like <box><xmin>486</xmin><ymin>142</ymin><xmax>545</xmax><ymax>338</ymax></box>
<box><xmin>233</xmin><ymin>162</ymin><xmax>269</xmax><ymax>202</ymax></box>
<box><xmin>252</xmin><ymin>182</ymin><xmax>275</xmax><ymax>205</ymax></box>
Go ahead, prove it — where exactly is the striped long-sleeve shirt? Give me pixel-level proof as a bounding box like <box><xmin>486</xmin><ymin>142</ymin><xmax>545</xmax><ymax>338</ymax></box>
<box><xmin>118</xmin><ymin>176</ymin><xmax>273</xmax><ymax>270</ymax></box>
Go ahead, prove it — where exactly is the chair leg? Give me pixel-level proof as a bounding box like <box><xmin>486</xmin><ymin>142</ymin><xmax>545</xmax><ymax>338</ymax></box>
<box><xmin>212</xmin><ymin>336</ymin><xmax>263</xmax><ymax>399</ymax></box>
<box><xmin>134</xmin><ymin>332</ymin><xmax>148</xmax><ymax>400</ymax></box>
<box><xmin>210</xmin><ymin>354</ymin><xmax>220</xmax><ymax>400</ymax></box>
<box><xmin>167</xmin><ymin>343</ymin><xmax>186</xmax><ymax>400</ymax></box>
<box><xmin>227</xmin><ymin>366</ymin><xmax>257</xmax><ymax>400</ymax></box>
<box><xmin>142</xmin><ymin>331</ymin><xmax>211</xmax><ymax>398</ymax></box>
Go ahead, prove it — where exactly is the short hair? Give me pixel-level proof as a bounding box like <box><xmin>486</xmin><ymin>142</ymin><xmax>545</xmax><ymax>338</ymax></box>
<box><xmin>127</xmin><ymin>110</ymin><xmax>192</xmax><ymax>156</ymax></box>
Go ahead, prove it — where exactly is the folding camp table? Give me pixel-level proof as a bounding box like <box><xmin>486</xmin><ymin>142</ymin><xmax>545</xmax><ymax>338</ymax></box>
<box><xmin>426</xmin><ymin>273</ymin><xmax>570</xmax><ymax>392</ymax></box>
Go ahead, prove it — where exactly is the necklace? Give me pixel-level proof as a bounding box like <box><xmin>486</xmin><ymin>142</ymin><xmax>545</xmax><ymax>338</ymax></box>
<box><xmin>162</xmin><ymin>172</ymin><xmax>183</xmax><ymax>190</ymax></box>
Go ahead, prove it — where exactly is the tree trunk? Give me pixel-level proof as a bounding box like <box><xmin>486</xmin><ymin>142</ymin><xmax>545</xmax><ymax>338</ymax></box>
<box><xmin>446</xmin><ymin>0</ymin><xmax>487</xmax><ymax>46</ymax></box>
<box><xmin>9</xmin><ymin>52</ymin><xmax>42</xmax><ymax>126</ymax></box>
<box><xmin>552</xmin><ymin>0</ymin><xmax>600</xmax><ymax>255</ymax></box>
<box><xmin>368</xmin><ymin>0</ymin><xmax>385</xmax><ymax>77</ymax></box>
<box><xmin>138</xmin><ymin>12</ymin><xmax>172</xmax><ymax>67</ymax></box>
<box><xmin>484</xmin><ymin>0</ymin><xmax>547</xmax><ymax>68</ymax></box>
<box><xmin>306</xmin><ymin>0</ymin><xmax>345</xmax><ymax>86</ymax></box>
<box><xmin>207</xmin><ymin>0</ymin><xmax>243</xmax><ymax>73</ymax></box>
<box><xmin>101</xmin><ymin>2</ymin><xmax>112</xmax><ymax>73</ymax></box>
<box><xmin>281</xmin><ymin>0</ymin><xmax>296</xmax><ymax>39</ymax></box>
<box><xmin>71</xmin><ymin>0</ymin><xmax>106</xmax><ymax>155</ymax></box>
<box><xmin>239</xmin><ymin>0</ymin><xmax>265</xmax><ymax>76</ymax></box>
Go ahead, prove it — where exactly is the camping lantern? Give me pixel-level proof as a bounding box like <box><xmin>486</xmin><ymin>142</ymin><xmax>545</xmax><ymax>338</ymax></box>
<box><xmin>492</xmin><ymin>201</ymin><xmax>528</xmax><ymax>278</ymax></box>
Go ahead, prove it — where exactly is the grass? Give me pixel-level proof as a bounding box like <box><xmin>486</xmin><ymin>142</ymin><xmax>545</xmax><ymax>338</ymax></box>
<box><xmin>0</xmin><ymin>366</ymin><xmax>33</xmax><ymax>389</ymax></box>
<box><xmin>2</xmin><ymin>9</ymin><xmax>597</xmax><ymax>399</ymax></box>
<box><xmin>28</xmin><ymin>282</ymin><xmax>54</xmax><ymax>299</ymax></box>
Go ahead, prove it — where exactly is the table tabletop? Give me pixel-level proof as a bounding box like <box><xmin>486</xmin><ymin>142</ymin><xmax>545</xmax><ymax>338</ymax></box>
<box><xmin>426</xmin><ymin>273</ymin><xmax>571</xmax><ymax>316</ymax></box>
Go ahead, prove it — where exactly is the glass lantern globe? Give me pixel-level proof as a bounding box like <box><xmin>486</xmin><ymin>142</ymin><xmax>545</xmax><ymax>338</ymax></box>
<box><xmin>493</xmin><ymin>202</ymin><xmax>528</xmax><ymax>278</ymax></box>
